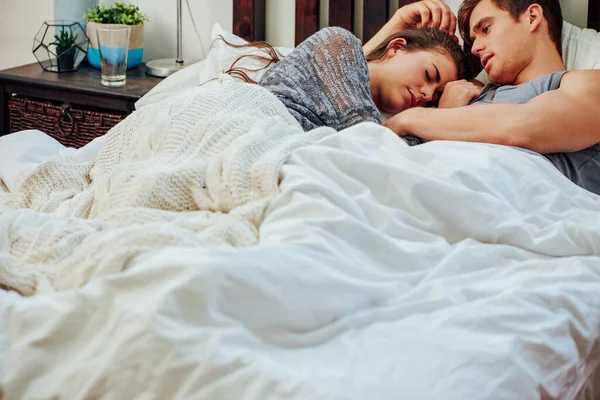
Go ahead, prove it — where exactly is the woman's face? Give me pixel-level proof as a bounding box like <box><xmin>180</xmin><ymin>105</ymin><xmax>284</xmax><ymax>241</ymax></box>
<box><xmin>369</xmin><ymin>42</ymin><xmax>458</xmax><ymax>114</ymax></box>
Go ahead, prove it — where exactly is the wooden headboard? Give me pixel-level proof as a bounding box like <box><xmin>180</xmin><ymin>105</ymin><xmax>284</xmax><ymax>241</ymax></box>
<box><xmin>233</xmin><ymin>0</ymin><xmax>600</xmax><ymax>44</ymax></box>
<box><xmin>292</xmin><ymin>0</ymin><xmax>420</xmax><ymax>46</ymax></box>
<box><xmin>591</xmin><ymin>0</ymin><xmax>600</xmax><ymax>31</ymax></box>
<box><xmin>233</xmin><ymin>0</ymin><xmax>422</xmax><ymax>45</ymax></box>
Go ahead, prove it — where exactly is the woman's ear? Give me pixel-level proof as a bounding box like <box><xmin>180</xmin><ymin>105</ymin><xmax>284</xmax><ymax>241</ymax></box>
<box><xmin>526</xmin><ymin>4</ymin><xmax>544</xmax><ymax>32</ymax></box>
<box><xmin>386</xmin><ymin>38</ymin><xmax>408</xmax><ymax>58</ymax></box>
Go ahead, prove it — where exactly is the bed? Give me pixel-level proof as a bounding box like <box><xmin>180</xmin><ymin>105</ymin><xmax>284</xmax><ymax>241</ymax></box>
<box><xmin>1</xmin><ymin>1</ymin><xmax>600</xmax><ymax>399</ymax></box>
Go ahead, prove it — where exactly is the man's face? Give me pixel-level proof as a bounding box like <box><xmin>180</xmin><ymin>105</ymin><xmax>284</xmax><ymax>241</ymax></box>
<box><xmin>469</xmin><ymin>0</ymin><xmax>532</xmax><ymax>85</ymax></box>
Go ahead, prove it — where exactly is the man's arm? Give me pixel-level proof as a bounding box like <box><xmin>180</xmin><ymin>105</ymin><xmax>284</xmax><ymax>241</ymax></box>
<box><xmin>385</xmin><ymin>70</ymin><xmax>600</xmax><ymax>154</ymax></box>
<box><xmin>363</xmin><ymin>0</ymin><xmax>457</xmax><ymax>55</ymax></box>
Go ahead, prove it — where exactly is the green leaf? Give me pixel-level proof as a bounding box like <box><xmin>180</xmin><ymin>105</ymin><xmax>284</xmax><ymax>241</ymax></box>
<box><xmin>84</xmin><ymin>2</ymin><xmax>147</xmax><ymax>24</ymax></box>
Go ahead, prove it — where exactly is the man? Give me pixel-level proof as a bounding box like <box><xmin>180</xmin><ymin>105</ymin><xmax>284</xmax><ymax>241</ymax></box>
<box><xmin>376</xmin><ymin>0</ymin><xmax>600</xmax><ymax>195</ymax></box>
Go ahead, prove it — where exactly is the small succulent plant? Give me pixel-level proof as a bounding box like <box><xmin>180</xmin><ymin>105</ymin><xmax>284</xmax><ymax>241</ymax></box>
<box><xmin>50</xmin><ymin>29</ymin><xmax>77</xmax><ymax>49</ymax></box>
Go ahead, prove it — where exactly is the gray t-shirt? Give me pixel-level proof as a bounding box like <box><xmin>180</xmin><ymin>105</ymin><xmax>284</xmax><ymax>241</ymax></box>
<box><xmin>470</xmin><ymin>71</ymin><xmax>600</xmax><ymax>195</ymax></box>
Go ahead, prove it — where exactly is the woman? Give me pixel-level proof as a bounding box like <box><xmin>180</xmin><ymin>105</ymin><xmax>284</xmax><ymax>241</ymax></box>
<box><xmin>258</xmin><ymin>27</ymin><xmax>470</xmax><ymax>133</ymax></box>
<box><xmin>223</xmin><ymin>1</ymin><xmax>471</xmax><ymax>144</ymax></box>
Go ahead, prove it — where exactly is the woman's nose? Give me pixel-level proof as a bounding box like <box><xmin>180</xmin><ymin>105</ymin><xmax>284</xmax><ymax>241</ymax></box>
<box><xmin>420</xmin><ymin>87</ymin><xmax>433</xmax><ymax>102</ymax></box>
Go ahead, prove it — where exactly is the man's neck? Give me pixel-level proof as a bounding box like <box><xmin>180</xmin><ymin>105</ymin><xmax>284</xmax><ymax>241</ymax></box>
<box><xmin>512</xmin><ymin>43</ymin><xmax>566</xmax><ymax>85</ymax></box>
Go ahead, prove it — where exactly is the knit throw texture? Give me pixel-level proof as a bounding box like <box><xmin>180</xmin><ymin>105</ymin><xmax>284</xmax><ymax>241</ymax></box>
<box><xmin>0</xmin><ymin>78</ymin><xmax>331</xmax><ymax>296</ymax></box>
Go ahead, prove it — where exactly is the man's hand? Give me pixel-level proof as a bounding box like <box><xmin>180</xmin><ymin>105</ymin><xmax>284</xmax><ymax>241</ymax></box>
<box><xmin>364</xmin><ymin>0</ymin><xmax>458</xmax><ymax>55</ymax></box>
<box><xmin>382</xmin><ymin>112</ymin><xmax>410</xmax><ymax>136</ymax></box>
<box><xmin>438</xmin><ymin>80</ymin><xmax>483</xmax><ymax>108</ymax></box>
<box><xmin>395</xmin><ymin>0</ymin><xmax>457</xmax><ymax>36</ymax></box>
<box><xmin>382</xmin><ymin>71</ymin><xmax>600</xmax><ymax>154</ymax></box>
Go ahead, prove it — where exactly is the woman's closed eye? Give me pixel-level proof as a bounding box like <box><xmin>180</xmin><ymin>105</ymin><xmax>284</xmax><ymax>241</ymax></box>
<box><xmin>425</xmin><ymin>65</ymin><xmax>440</xmax><ymax>84</ymax></box>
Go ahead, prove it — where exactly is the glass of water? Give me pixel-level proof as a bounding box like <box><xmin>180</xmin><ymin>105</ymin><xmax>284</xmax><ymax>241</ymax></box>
<box><xmin>96</xmin><ymin>25</ymin><xmax>131</xmax><ymax>87</ymax></box>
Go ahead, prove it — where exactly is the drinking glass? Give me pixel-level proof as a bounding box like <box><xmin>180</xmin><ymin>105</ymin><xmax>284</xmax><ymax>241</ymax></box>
<box><xmin>96</xmin><ymin>25</ymin><xmax>130</xmax><ymax>87</ymax></box>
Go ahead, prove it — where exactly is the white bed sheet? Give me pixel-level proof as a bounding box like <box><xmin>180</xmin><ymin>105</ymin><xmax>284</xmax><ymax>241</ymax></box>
<box><xmin>0</xmin><ymin>130</ymin><xmax>105</xmax><ymax>192</ymax></box>
<box><xmin>262</xmin><ymin>124</ymin><xmax>600</xmax><ymax>400</ymax></box>
<box><xmin>2</xmin><ymin>123</ymin><xmax>600</xmax><ymax>399</ymax></box>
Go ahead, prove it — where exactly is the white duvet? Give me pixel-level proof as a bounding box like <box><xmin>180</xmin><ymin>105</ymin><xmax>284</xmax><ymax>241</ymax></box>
<box><xmin>2</xmin><ymin>120</ymin><xmax>600</xmax><ymax>399</ymax></box>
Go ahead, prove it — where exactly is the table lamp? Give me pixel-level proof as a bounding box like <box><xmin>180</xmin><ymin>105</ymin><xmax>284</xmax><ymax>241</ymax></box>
<box><xmin>146</xmin><ymin>0</ymin><xmax>198</xmax><ymax>77</ymax></box>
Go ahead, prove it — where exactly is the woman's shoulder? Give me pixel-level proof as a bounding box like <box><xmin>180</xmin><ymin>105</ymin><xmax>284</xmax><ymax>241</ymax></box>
<box><xmin>315</xmin><ymin>27</ymin><xmax>360</xmax><ymax>41</ymax></box>
<box><xmin>303</xmin><ymin>27</ymin><xmax>362</xmax><ymax>50</ymax></box>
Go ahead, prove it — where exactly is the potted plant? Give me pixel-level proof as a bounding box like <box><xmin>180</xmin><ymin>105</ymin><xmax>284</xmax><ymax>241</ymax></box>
<box><xmin>50</xmin><ymin>28</ymin><xmax>78</xmax><ymax>71</ymax></box>
<box><xmin>83</xmin><ymin>2</ymin><xmax>149</xmax><ymax>69</ymax></box>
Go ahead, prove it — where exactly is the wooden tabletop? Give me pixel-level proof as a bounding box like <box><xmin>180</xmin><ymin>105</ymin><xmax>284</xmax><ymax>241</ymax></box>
<box><xmin>0</xmin><ymin>62</ymin><xmax>163</xmax><ymax>101</ymax></box>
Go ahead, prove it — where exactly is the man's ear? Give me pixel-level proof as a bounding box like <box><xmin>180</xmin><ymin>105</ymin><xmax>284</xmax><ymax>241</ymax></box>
<box><xmin>526</xmin><ymin>4</ymin><xmax>544</xmax><ymax>32</ymax></box>
<box><xmin>386</xmin><ymin>38</ymin><xmax>408</xmax><ymax>58</ymax></box>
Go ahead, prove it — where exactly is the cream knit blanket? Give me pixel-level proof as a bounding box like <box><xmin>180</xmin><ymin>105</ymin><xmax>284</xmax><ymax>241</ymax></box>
<box><xmin>0</xmin><ymin>78</ymin><xmax>331</xmax><ymax>296</ymax></box>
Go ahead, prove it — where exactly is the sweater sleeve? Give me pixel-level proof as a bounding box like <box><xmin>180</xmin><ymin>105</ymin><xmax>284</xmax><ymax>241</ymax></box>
<box><xmin>259</xmin><ymin>27</ymin><xmax>381</xmax><ymax>132</ymax></box>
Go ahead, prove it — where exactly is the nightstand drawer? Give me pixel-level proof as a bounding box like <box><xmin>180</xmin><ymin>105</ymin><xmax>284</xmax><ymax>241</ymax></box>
<box><xmin>8</xmin><ymin>95</ymin><xmax>126</xmax><ymax>148</ymax></box>
<box><xmin>0</xmin><ymin>62</ymin><xmax>163</xmax><ymax>139</ymax></box>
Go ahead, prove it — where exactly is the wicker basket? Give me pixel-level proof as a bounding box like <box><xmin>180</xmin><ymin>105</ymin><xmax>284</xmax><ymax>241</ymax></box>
<box><xmin>8</xmin><ymin>95</ymin><xmax>126</xmax><ymax>148</ymax></box>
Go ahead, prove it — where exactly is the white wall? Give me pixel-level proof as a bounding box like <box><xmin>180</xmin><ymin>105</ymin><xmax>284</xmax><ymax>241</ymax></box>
<box><xmin>561</xmin><ymin>0</ymin><xmax>589</xmax><ymax>28</ymax></box>
<box><xmin>98</xmin><ymin>0</ymin><xmax>233</xmax><ymax>63</ymax></box>
<box><xmin>0</xmin><ymin>0</ymin><xmax>593</xmax><ymax>71</ymax></box>
<box><xmin>266</xmin><ymin>0</ymin><xmax>295</xmax><ymax>48</ymax></box>
<box><xmin>97</xmin><ymin>0</ymin><xmax>296</xmax><ymax>61</ymax></box>
<box><xmin>0</xmin><ymin>0</ymin><xmax>54</xmax><ymax>70</ymax></box>
<box><xmin>54</xmin><ymin>0</ymin><xmax>98</xmax><ymax>29</ymax></box>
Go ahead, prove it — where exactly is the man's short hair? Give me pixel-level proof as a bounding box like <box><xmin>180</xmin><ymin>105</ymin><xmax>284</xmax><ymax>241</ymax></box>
<box><xmin>458</xmin><ymin>0</ymin><xmax>563</xmax><ymax>55</ymax></box>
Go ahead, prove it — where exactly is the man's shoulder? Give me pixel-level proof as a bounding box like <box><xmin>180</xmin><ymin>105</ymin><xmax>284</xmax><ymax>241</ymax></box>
<box><xmin>559</xmin><ymin>70</ymin><xmax>600</xmax><ymax>92</ymax></box>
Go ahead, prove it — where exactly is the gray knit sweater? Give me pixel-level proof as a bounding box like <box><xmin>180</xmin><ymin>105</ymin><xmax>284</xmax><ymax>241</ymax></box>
<box><xmin>259</xmin><ymin>27</ymin><xmax>425</xmax><ymax>146</ymax></box>
<box><xmin>259</xmin><ymin>27</ymin><xmax>380</xmax><ymax>132</ymax></box>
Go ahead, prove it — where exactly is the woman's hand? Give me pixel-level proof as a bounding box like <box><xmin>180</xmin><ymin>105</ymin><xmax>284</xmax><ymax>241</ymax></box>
<box><xmin>438</xmin><ymin>79</ymin><xmax>483</xmax><ymax>108</ymax></box>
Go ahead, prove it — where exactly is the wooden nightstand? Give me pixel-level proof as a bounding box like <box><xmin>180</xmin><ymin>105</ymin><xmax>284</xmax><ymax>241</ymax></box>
<box><xmin>0</xmin><ymin>62</ymin><xmax>163</xmax><ymax>139</ymax></box>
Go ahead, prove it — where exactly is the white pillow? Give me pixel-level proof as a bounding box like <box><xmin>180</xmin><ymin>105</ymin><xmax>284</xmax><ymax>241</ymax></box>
<box><xmin>136</xmin><ymin>23</ymin><xmax>292</xmax><ymax>110</ymax></box>
<box><xmin>562</xmin><ymin>21</ymin><xmax>600</xmax><ymax>70</ymax></box>
<box><xmin>135</xmin><ymin>60</ymin><xmax>207</xmax><ymax>109</ymax></box>
<box><xmin>197</xmin><ymin>24</ymin><xmax>292</xmax><ymax>85</ymax></box>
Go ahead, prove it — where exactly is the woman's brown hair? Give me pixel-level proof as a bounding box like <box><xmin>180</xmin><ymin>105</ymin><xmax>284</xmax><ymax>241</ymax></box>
<box><xmin>222</xmin><ymin>28</ymin><xmax>472</xmax><ymax>83</ymax></box>
<box><xmin>366</xmin><ymin>28</ymin><xmax>472</xmax><ymax>80</ymax></box>
<box><xmin>217</xmin><ymin>35</ymin><xmax>283</xmax><ymax>84</ymax></box>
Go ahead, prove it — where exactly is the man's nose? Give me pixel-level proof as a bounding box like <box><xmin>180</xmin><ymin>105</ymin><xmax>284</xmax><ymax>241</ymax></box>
<box><xmin>471</xmin><ymin>39</ymin><xmax>484</xmax><ymax>56</ymax></box>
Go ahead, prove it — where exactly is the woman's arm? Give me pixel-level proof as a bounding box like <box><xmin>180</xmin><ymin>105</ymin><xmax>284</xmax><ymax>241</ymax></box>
<box><xmin>363</xmin><ymin>0</ymin><xmax>458</xmax><ymax>55</ymax></box>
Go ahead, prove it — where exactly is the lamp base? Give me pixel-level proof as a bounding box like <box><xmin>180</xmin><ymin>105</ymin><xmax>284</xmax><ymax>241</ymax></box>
<box><xmin>145</xmin><ymin>58</ymin><xmax>199</xmax><ymax>77</ymax></box>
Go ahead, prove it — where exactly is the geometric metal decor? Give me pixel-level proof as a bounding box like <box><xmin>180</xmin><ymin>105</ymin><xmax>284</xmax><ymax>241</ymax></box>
<box><xmin>33</xmin><ymin>20</ymin><xmax>89</xmax><ymax>73</ymax></box>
